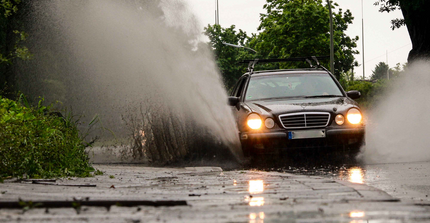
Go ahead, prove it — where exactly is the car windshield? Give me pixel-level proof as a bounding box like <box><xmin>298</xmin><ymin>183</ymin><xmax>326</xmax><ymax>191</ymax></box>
<box><xmin>245</xmin><ymin>73</ymin><xmax>343</xmax><ymax>101</ymax></box>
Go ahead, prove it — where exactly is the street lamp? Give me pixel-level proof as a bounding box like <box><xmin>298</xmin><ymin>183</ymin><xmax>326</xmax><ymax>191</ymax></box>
<box><xmin>222</xmin><ymin>42</ymin><xmax>258</xmax><ymax>54</ymax></box>
<box><xmin>327</xmin><ymin>0</ymin><xmax>335</xmax><ymax>77</ymax></box>
<box><xmin>361</xmin><ymin>0</ymin><xmax>365</xmax><ymax>79</ymax></box>
<box><xmin>215</xmin><ymin>0</ymin><xmax>219</xmax><ymax>25</ymax></box>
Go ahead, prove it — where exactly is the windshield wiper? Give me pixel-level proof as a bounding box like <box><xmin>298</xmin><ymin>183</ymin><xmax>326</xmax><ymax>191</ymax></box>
<box><xmin>304</xmin><ymin>95</ymin><xmax>342</xmax><ymax>98</ymax></box>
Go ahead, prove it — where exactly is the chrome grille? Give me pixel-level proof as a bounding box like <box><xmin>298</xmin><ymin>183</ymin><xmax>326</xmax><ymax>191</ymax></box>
<box><xmin>279</xmin><ymin>112</ymin><xmax>330</xmax><ymax>129</ymax></box>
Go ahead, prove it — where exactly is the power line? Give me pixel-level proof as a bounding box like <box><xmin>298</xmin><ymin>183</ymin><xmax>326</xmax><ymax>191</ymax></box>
<box><xmin>364</xmin><ymin>43</ymin><xmax>411</xmax><ymax>63</ymax></box>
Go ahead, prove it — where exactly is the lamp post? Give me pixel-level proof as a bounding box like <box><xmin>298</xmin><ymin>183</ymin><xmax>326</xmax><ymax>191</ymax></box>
<box><xmin>361</xmin><ymin>0</ymin><xmax>365</xmax><ymax>79</ymax></box>
<box><xmin>327</xmin><ymin>0</ymin><xmax>335</xmax><ymax>78</ymax></box>
<box><xmin>215</xmin><ymin>0</ymin><xmax>219</xmax><ymax>25</ymax></box>
<box><xmin>222</xmin><ymin>42</ymin><xmax>258</xmax><ymax>54</ymax></box>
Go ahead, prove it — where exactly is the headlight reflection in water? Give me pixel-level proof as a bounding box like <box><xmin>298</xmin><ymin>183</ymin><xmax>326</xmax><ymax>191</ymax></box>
<box><xmin>348</xmin><ymin>168</ymin><xmax>365</xmax><ymax>184</ymax></box>
<box><xmin>249</xmin><ymin>212</ymin><xmax>265</xmax><ymax>223</ymax></box>
<box><xmin>249</xmin><ymin>180</ymin><xmax>264</xmax><ymax>194</ymax></box>
<box><xmin>247</xmin><ymin>180</ymin><xmax>265</xmax><ymax>206</ymax></box>
<box><xmin>339</xmin><ymin>167</ymin><xmax>365</xmax><ymax>184</ymax></box>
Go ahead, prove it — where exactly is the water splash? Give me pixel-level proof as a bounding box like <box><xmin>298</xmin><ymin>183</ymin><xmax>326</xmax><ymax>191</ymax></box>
<box><xmin>18</xmin><ymin>0</ymin><xmax>242</xmax><ymax>164</ymax></box>
<box><xmin>363</xmin><ymin>61</ymin><xmax>430</xmax><ymax>164</ymax></box>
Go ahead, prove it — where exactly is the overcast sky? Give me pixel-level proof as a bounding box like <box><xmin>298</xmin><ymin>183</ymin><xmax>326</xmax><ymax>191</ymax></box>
<box><xmin>184</xmin><ymin>0</ymin><xmax>411</xmax><ymax>79</ymax></box>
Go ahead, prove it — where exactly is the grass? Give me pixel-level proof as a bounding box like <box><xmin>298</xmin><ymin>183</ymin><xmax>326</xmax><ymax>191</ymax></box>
<box><xmin>0</xmin><ymin>95</ymin><xmax>94</xmax><ymax>179</ymax></box>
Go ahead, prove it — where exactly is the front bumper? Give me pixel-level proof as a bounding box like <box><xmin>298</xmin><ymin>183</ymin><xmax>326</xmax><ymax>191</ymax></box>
<box><xmin>240</xmin><ymin>127</ymin><xmax>365</xmax><ymax>153</ymax></box>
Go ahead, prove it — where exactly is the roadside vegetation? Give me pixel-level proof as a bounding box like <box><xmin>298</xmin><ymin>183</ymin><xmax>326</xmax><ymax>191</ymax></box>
<box><xmin>1</xmin><ymin>1</ymin><xmax>95</xmax><ymax>179</ymax></box>
<box><xmin>0</xmin><ymin>96</ymin><xmax>94</xmax><ymax>179</ymax></box>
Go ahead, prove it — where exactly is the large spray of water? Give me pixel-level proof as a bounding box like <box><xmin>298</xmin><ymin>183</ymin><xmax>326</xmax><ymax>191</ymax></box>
<box><xmin>17</xmin><ymin>0</ymin><xmax>242</xmax><ymax>165</ymax></box>
<box><xmin>363</xmin><ymin>61</ymin><xmax>430</xmax><ymax>164</ymax></box>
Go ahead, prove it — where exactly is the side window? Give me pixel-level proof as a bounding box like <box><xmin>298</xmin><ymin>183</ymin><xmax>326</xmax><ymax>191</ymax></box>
<box><xmin>235</xmin><ymin>78</ymin><xmax>246</xmax><ymax>97</ymax></box>
<box><xmin>229</xmin><ymin>79</ymin><xmax>241</xmax><ymax>96</ymax></box>
<box><xmin>230</xmin><ymin>76</ymin><xmax>247</xmax><ymax>97</ymax></box>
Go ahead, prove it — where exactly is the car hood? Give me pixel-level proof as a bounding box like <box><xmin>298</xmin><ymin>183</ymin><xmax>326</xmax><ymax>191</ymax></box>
<box><xmin>245</xmin><ymin>97</ymin><xmax>358</xmax><ymax>115</ymax></box>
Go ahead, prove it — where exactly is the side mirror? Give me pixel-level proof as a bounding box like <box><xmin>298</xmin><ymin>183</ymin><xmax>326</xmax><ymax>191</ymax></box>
<box><xmin>347</xmin><ymin>90</ymin><xmax>361</xmax><ymax>99</ymax></box>
<box><xmin>228</xmin><ymin>96</ymin><xmax>240</xmax><ymax>106</ymax></box>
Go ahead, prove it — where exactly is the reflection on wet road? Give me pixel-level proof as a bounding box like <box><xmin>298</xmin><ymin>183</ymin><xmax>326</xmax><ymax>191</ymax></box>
<box><xmin>246</xmin><ymin>150</ymin><xmax>430</xmax><ymax>203</ymax></box>
<box><xmin>249</xmin><ymin>180</ymin><xmax>264</xmax><ymax>194</ymax></box>
<box><xmin>349</xmin><ymin>211</ymin><xmax>365</xmax><ymax>218</ymax></box>
<box><xmin>249</xmin><ymin>212</ymin><xmax>265</xmax><ymax>223</ymax></box>
<box><xmin>339</xmin><ymin>167</ymin><xmax>365</xmax><ymax>184</ymax></box>
<box><xmin>247</xmin><ymin>180</ymin><xmax>265</xmax><ymax>207</ymax></box>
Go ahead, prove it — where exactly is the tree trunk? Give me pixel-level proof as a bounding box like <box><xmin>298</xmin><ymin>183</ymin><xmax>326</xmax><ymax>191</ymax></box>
<box><xmin>400</xmin><ymin>1</ymin><xmax>430</xmax><ymax>62</ymax></box>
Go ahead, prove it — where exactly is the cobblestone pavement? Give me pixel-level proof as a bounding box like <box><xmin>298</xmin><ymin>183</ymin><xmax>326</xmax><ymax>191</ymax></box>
<box><xmin>1</xmin><ymin>164</ymin><xmax>430</xmax><ymax>222</ymax></box>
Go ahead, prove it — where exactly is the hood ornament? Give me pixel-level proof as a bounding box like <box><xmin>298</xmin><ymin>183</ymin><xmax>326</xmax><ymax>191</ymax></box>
<box><xmin>301</xmin><ymin>104</ymin><xmax>307</xmax><ymax>110</ymax></box>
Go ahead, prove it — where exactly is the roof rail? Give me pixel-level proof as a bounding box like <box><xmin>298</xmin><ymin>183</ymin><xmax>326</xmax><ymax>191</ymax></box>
<box><xmin>241</xmin><ymin>56</ymin><xmax>330</xmax><ymax>74</ymax></box>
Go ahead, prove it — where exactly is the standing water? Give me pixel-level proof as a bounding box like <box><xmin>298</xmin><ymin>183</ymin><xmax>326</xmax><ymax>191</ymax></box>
<box><xmin>17</xmin><ymin>0</ymin><xmax>242</xmax><ymax>165</ymax></box>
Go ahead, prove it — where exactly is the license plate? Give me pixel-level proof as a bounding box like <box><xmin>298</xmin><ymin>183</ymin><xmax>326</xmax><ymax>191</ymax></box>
<box><xmin>288</xmin><ymin>129</ymin><xmax>326</xmax><ymax>139</ymax></box>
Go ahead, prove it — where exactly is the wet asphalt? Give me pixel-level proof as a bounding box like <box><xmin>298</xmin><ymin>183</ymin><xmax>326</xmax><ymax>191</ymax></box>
<box><xmin>2</xmin><ymin>156</ymin><xmax>430</xmax><ymax>222</ymax></box>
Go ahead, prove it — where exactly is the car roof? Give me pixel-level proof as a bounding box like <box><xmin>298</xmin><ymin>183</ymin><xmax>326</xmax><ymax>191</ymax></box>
<box><xmin>244</xmin><ymin>68</ymin><xmax>330</xmax><ymax>77</ymax></box>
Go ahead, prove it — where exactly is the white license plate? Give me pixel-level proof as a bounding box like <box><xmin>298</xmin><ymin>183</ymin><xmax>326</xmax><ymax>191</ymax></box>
<box><xmin>288</xmin><ymin>129</ymin><xmax>326</xmax><ymax>139</ymax></box>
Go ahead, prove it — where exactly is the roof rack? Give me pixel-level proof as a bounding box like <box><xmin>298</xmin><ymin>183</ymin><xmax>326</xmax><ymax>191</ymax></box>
<box><xmin>241</xmin><ymin>56</ymin><xmax>330</xmax><ymax>74</ymax></box>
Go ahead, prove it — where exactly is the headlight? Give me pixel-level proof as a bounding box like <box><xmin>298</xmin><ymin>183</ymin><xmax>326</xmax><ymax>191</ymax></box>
<box><xmin>335</xmin><ymin>114</ymin><xmax>345</xmax><ymax>125</ymax></box>
<box><xmin>347</xmin><ymin>108</ymin><xmax>362</xmax><ymax>124</ymax></box>
<box><xmin>247</xmin><ymin>114</ymin><xmax>262</xmax><ymax>130</ymax></box>
<box><xmin>265</xmin><ymin>118</ymin><xmax>275</xmax><ymax>129</ymax></box>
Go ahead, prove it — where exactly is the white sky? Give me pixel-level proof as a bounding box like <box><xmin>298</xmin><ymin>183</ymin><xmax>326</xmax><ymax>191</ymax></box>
<box><xmin>184</xmin><ymin>0</ymin><xmax>411</xmax><ymax>79</ymax></box>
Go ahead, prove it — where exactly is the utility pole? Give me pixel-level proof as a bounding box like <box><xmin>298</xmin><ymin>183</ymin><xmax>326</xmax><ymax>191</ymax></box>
<box><xmin>361</xmin><ymin>0</ymin><xmax>365</xmax><ymax>79</ymax></box>
<box><xmin>215</xmin><ymin>0</ymin><xmax>219</xmax><ymax>25</ymax></box>
<box><xmin>327</xmin><ymin>0</ymin><xmax>335</xmax><ymax>77</ymax></box>
<box><xmin>386</xmin><ymin>50</ymin><xmax>390</xmax><ymax>80</ymax></box>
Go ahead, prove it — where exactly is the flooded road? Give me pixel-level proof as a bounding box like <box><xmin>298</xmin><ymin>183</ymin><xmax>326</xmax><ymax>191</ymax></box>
<box><xmin>249</xmin><ymin>151</ymin><xmax>430</xmax><ymax>203</ymax></box>
<box><xmin>347</xmin><ymin>161</ymin><xmax>430</xmax><ymax>203</ymax></box>
<box><xmin>4</xmin><ymin>164</ymin><xmax>430</xmax><ymax>222</ymax></box>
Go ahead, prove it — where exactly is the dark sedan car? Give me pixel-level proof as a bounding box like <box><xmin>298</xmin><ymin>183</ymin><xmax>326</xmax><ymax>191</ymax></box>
<box><xmin>228</xmin><ymin>67</ymin><xmax>365</xmax><ymax>157</ymax></box>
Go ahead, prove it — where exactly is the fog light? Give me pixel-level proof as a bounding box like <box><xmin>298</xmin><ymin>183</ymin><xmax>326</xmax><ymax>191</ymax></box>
<box><xmin>335</xmin><ymin>114</ymin><xmax>345</xmax><ymax>125</ymax></box>
<box><xmin>265</xmin><ymin>118</ymin><xmax>275</xmax><ymax>129</ymax></box>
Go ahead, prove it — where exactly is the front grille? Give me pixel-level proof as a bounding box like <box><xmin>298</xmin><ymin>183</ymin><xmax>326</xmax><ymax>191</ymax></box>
<box><xmin>279</xmin><ymin>112</ymin><xmax>330</xmax><ymax>129</ymax></box>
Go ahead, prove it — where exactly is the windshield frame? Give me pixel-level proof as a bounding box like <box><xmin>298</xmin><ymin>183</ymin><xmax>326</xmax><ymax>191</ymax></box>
<box><xmin>243</xmin><ymin>71</ymin><xmax>345</xmax><ymax>102</ymax></box>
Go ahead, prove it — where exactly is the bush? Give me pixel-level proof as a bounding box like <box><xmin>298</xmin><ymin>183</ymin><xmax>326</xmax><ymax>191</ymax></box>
<box><xmin>0</xmin><ymin>96</ymin><xmax>93</xmax><ymax>179</ymax></box>
<box><xmin>346</xmin><ymin>79</ymin><xmax>391</xmax><ymax>110</ymax></box>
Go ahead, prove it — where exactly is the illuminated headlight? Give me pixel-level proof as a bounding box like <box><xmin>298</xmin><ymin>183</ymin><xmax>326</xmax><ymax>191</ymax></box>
<box><xmin>265</xmin><ymin>118</ymin><xmax>275</xmax><ymax>129</ymax></box>
<box><xmin>247</xmin><ymin>114</ymin><xmax>262</xmax><ymax>130</ymax></box>
<box><xmin>335</xmin><ymin>114</ymin><xmax>345</xmax><ymax>125</ymax></box>
<box><xmin>347</xmin><ymin>108</ymin><xmax>362</xmax><ymax>124</ymax></box>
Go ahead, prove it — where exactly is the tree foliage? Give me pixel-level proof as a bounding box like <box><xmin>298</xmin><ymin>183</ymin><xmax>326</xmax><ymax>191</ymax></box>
<box><xmin>0</xmin><ymin>0</ymin><xmax>32</xmax><ymax>97</ymax></box>
<box><xmin>371</xmin><ymin>62</ymin><xmax>390</xmax><ymax>80</ymax></box>
<box><xmin>250</xmin><ymin>0</ymin><xmax>358</xmax><ymax>79</ymax></box>
<box><xmin>205</xmin><ymin>0</ymin><xmax>359</xmax><ymax>88</ymax></box>
<box><xmin>204</xmin><ymin>24</ymin><xmax>251</xmax><ymax>89</ymax></box>
<box><xmin>370</xmin><ymin>61</ymin><xmax>405</xmax><ymax>81</ymax></box>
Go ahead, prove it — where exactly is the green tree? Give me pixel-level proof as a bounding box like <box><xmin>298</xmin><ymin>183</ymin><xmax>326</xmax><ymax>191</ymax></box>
<box><xmin>250</xmin><ymin>0</ymin><xmax>358</xmax><ymax>79</ymax></box>
<box><xmin>391</xmin><ymin>62</ymin><xmax>406</xmax><ymax>78</ymax></box>
<box><xmin>370</xmin><ymin>62</ymin><xmax>406</xmax><ymax>80</ymax></box>
<box><xmin>371</xmin><ymin>62</ymin><xmax>390</xmax><ymax>80</ymax></box>
<box><xmin>204</xmin><ymin>24</ymin><xmax>252</xmax><ymax>89</ymax></box>
<box><xmin>375</xmin><ymin>0</ymin><xmax>430</xmax><ymax>61</ymax></box>
<box><xmin>0</xmin><ymin>0</ymin><xmax>32</xmax><ymax>97</ymax></box>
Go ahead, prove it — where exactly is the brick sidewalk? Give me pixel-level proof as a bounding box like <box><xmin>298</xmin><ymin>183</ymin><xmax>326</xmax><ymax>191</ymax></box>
<box><xmin>1</xmin><ymin>164</ymin><xmax>429</xmax><ymax>222</ymax></box>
